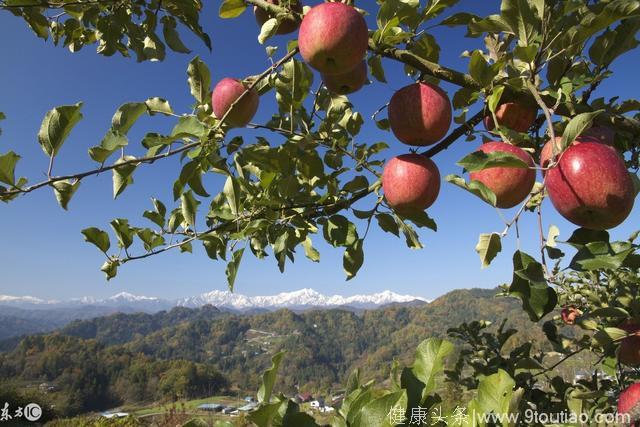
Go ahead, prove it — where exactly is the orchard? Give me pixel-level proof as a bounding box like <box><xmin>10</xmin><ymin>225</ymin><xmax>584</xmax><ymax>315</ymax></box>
<box><xmin>1</xmin><ymin>0</ymin><xmax>640</xmax><ymax>426</ymax></box>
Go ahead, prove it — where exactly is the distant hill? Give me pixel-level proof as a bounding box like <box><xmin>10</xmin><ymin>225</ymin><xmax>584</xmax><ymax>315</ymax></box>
<box><xmin>0</xmin><ymin>288</ymin><xmax>429</xmax><ymax>341</ymax></box>
<box><xmin>0</xmin><ymin>287</ymin><xmax>548</xmax><ymax>419</ymax></box>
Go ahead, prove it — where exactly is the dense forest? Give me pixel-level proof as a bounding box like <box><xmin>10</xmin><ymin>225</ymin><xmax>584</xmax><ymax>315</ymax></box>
<box><xmin>0</xmin><ymin>288</ymin><xmax>555</xmax><ymax>418</ymax></box>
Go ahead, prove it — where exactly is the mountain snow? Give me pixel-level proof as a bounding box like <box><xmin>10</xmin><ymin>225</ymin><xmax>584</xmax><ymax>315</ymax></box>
<box><xmin>0</xmin><ymin>288</ymin><xmax>428</xmax><ymax>312</ymax></box>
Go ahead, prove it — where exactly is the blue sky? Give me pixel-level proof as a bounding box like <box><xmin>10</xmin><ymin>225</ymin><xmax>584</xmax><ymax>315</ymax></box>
<box><xmin>0</xmin><ymin>1</ymin><xmax>638</xmax><ymax>301</ymax></box>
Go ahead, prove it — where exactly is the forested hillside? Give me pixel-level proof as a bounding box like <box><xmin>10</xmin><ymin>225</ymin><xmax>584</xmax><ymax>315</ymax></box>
<box><xmin>0</xmin><ymin>288</ymin><xmax>550</xmax><ymax>417</ymax></box>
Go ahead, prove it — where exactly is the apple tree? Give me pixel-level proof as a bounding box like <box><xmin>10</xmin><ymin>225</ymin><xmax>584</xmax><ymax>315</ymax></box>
<box><xmin>1</xmin><ymin>0</ymin><xmax>640</xmax><ymax>425</ymax></box>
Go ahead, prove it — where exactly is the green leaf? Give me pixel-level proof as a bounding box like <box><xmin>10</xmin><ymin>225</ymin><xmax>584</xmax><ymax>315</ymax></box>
<box><xmin>137</xmin><ymin>228</ymin><xmax>165</xmax><ymax>251</ymax></box>
<box><xmin>440</xmin><ymin>12</ymin><xmax>479</xmax><ymax>27</ymax></box>
<box><xmin>468</xmin><ymin>50</ymin><xmax>495</xmax><ymax>87</ymax></box>
<box><xmin>559</xmin><ymin>110</ymin><xmax>605</xmax><ymax>153</ymax></box>
<box><xmin>248</xmin><ymin>402</ymin><xmax>285</xmax><ymax>427</ymax></box>
<box><xmin>100</xmin><ymin>260</ymin><xmax>119</xmax><ymax>281</ymax></box>
<box><xmin>223</xmin><ymin>175</ymin><xmax>241</xmax><ymax>215</ymax></box>
<box><xmin>257</xmin><ymin>350</ymin><xmax>285</xmax><ymax>404</ymax></box>
<box><xmin>457</xmin><ymin>150</ymin><xmax>528</xmax><ymax>172</ymax></box>
<box><xmin>143</xmin><ymin>198</ymin><xmax>167</xmax><ymax>228</ymax></box>
<box><xmin>112</xmin><ymin>102</ymin><xmax>146</xmax><ymax>135</ymax></box>
<box><xmin>37</xmin><ymin>103</ymin><xmax>83</xmax><ymax>158</ymax></box>
<box><xmin>258</xmin><ymin>18</ymin><xmax>279</xmax><ymax>44</ymax></box>
<box><xmin>411</xmin><ymin>338</ymin><xmax>454</xmax><ymax>399</ymax></box>
<box><xmin>446</xmin><ymin>174</ymin><xmax>497</xmax><ymax>206</ymax></box>
<box><xmin>500</xmin><ymin>0</ymin><xmax>539</xmax><ymax>46</ymax></box>
<box><xmin>487</xmin><ymin>86</ymin><xmax>505</xmax><ymax>115</ymax></box>
<box><xmin>82</xmin><ymin>227</ymin><xmax>110</xmax><ymax>253</ymax></box>
<box><xmin>51</xmin><ymin>179</ymin><xmax>80</xmax><ymax>210</ymax></box>
<box><xmin>110</xmin><ymin>218</ymin><xmax>136</xmax><ymax>249</ymax></box>
<box><xmin>507</xmin><ymin>250</ymin><xmax>557</xmax><ymax>321</ymax></box>
<box><xmin>397</xmin><ymin>219</ymin><xmax>423</xmax><ymax>249</ymax></box>
<box><xmin>376</xmin><ymin>213</ymin><xmax>399</xmax><ymax>236</ymax></box>
<box><xmin>547</xmin><ymin>225</ymin><xmax>560</xmax><ymax>247</ymax></box>
<box><xmin>343</xmin><ymin>239</ymin><xmax>364</xmax><ymax>280</ymax></box>
<box><xmin>323</xmin><ymin>215</ymin><xmax>358</xmax><ymax>247</ymax></box>
<box><xmin>423</xmin><ymin>0</ymin><xmax>461</xmax><ymax>21</ymax></box>
<box><xmin>162</xmin><ymin>16</ymin><xmax>192</xmax><ymax>54</ymax></box>
<box><xmin>367</xmin><ymin>55</ymin><xmax>387</xmax><ymax>83</ymax></box>
<box><xmin>467</xmin><ymin>14</ymin><xmax>512</xmax><ymax>36</ymax></box>
<box><xmin>342</xmin><ymin>176</ymin><xmax>369</xmax><ymax>193</ymax></box>
<box><xmin>570</xmin><ymin>240</ymin><xmax>634</xmax><ymax>271</ymax></box>
<box><xmin>474</xmin><ymin>369</ymin><xmax>515</xmax><ymax>419</ymax></box>
<box><xmin>397</xmin><ymin>210</ymin><xmax>437</xmax><ymax>231</ymax></box>
<box><xmin>181</xmin><ymin>190</ymin><xmax>199</xmax><ymax>228</ymax></box>
<box><xmin>566</xmin><ymin>228</ymin><xmax>610</xmax><ymax>248</ymax></box>
<box><xmin>89</xmin><ymin>131</ymin><xmax>128</xmax><ymax>164</ymax></box>
<box><xmin>352</xmin><ymin>390</ymin><xmax>407</xmax><ymax>427</ymax></box>
<box><xmin>145</xmin><ymin>97</ymin><xmax>174</xmax><ymax>116</ymax></box>
<box><xmin>219</xmin><ymin>0</ymin><xmax>247</xmax><ymax>18</ymax></box>
<box><xmin>0</xmin><ymin>151</ymin><xmax>20</xmax><ymax>186</ymax></box>
<box><xmin>171</xmin><ymin>116</ymin><xmax>206</xmax><ymax>139</ymax></box>
<box><xmin>475</xmin><ymin>233</ymin><xmax>502</xmax><ymax>268</ymax></box>
<box><xmin>112</xmin><ymin>156</ymin><xmax>137</xmax><ymax>198</ymax></box>
<box><xmin>302</xmin><ymin>237</ymin><xmax>320</xmax><ymax>262</ymax></box>
<box><xmin>590</xmin><ymin>18</ymin><xmax>640</xmax><ymax>67</ymax></box>
<box><xmin>187</xmin><ymin>56</ymin><xmax>211</xmax><ymax>105</ymax></box>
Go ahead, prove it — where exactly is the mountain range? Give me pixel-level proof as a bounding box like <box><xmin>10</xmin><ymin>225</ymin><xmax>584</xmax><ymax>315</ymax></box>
<box><xmin>0</xmin><ymin>288</ymin><xmax>428</xmax><ymax>341</ymax></box>
<box><xmin>0</xmin><ymin>288</ymin><xmax>428</xmax><ymax>311</ymax></box>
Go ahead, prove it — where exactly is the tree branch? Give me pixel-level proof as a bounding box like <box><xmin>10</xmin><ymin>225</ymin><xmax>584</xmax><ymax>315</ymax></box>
<box><xmin>370</xmin><ymin>40</ymin><xmax>481</xmax><ymax>90</ymax></box>
<box><xmin>118</xmin><ymin>185</ymin><xmax>375</xmax><ymax>264</ymax></box>
<box><xmin>421</xmin><ymin>109</ymin><xmax>484</xmax><ymax>158</ymax></box>
<box><xmin>0</xmin><ymin>0</ymin><xmax>117</xmax><ymax>8</ymax></box>
<box><xmin>1</xmin><ymin>48</ymin><xmax>299</xmax><ymax>199</ymax></box>
<box><xmin>370</xmin><ymin>41</ymin><xmax>640</xmax><ymax>138</ymax></box>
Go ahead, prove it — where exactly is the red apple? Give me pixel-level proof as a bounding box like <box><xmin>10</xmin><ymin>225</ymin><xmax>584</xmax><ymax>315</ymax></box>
<box><xmin>484</xmin><ymin>102</ymin><xmax>537</xmax><ymax>133</ymax></box>
<box><xmin>618</xmin><ymin>383</ymin><xmax>640</xmax><ymax>424</ymax></box>
<box><xmin>539</xmin><ymin>136</ymin><xmax>604</xmax><ymax>174</ymax></box>
<box><xmin>254</xmin><ymin>0</ymin><xmax>303</xmax><ymax>35</ymax></box>
<box><xmin>211</xmin><ymin>78</ymin><xmax>259</xmax><ymax>128</ymax></box>
<box><xmin>468</xmin><ymin>141</ymin><xmax>536</xmax><ymax>209</ymax></box>
<box><xmin>619</xmin><ymin>320</ymin><xmax>640</xmax><ymax>366</ymax></box>
<box><xmin>388</xmin><ymin>82</ymin><xmax>452</xmax><ymax>146</ymax></box>
<box><xmin>382</xmin><ymin>154</ymin><xmax>440</xmax><ymax>214</ymax></box>
<box><xmin>298</xmin><ymin>3</ymin><xmax>368</xmax><ymax>75</ymax></box>
<box><xmin>560</xmin><ymin>306</ymin><xmax>581</xmax><ymax>325</ymax></box>
<box><xmin>321</xmin><ymin>61</ymin><xmax>367</xmax><ymax>95</ymax></box>
<box><xmin>545</xmin><ymin>140</ymin><xmax>635</xmax><ymax>230</ymax></box>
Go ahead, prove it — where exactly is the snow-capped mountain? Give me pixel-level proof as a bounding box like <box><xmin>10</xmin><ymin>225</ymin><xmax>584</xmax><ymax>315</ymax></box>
<box><xmin>0</xmin><ymin>295</ymin><xmax>60</xmax><ymax>306</ymax></box>
<box><xmin>0</xmin><ymin>289</ymin><xmax>428</xmax><ymax>312</ymax></box>
<box><xmin>177</xmin><ymin>288</ymin><xmax>428</xmax><ymax>310</ymax></box>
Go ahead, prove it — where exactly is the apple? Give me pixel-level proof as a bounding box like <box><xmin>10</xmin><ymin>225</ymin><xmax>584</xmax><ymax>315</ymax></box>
<box><xmin>211</xmin><ymin>78</ymin><xmax>259</xmax><ymax>128</ymax></box>
<box><xmin>388</xmin><ymin>82</ymin><xmax>452</xmax><ymax>146</ymax></box>
<box><xmin>544</xmin><ymin>140</ymin><xmax>635</xmax><ymax>230</ymax></box>
<box><xmin>618</xmin><ymin>382</ymin><xmax>640</xmax><ymax>425</ymax></box>
<box><xmin>619</xmin><ymin>320</ymin><xmax>640</xmax><ymax>366</ymax></box>
<box><xmin>484</xmin><ymin>102</ymin><xmax>537</xmax><ymax>133</ymax></box>
<box><xmin>468</xmin><ymin>141</ymin><xmax>536</xmax><ymax>209</ymax></box>
<box><xmin>254</xmin><ymin>0</ymin><xmax>303</xmax><ymax>35</ymax></box>
<box><xmin>560</xmin><ymin>306</ymin><xmax>581</xmax><ymax>325</ymax></box>
<box><xmin>321</xmin><ymin>61</ymin><xmax>367</xmax><ymax>95</ymax></box>
<box><xmin>298</xmin><ymin>2</ymin><xmax>368</xmax><ymax>75</ymax></box>
<box><xmin>539</xmin><ymin>135</ymin><xmax>606</xmax><ymax>174</ymax></box>
<box><xmin>382</xmin><ymin>154</ymin><xmax>441</xmax><ymax>214</ymax></box>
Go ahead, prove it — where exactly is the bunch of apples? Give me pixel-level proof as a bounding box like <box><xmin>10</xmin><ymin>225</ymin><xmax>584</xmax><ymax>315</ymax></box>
<box><xmin>210</xmin><ymin>1</ymin><xmax>635</xmax><ymax>231</ymax></box>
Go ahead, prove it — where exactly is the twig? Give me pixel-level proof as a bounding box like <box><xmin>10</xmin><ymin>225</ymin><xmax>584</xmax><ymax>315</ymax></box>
<box><xmin>2</xmin><ymin>48</ymin><xmax>299</xmax><ymax>199</ymax></box>
<box><xmin>421</xmin><ymin>110</ymin><xmax>484</xmax><ymax>158</ymax></box>
<box><xmin>0</xmin><ymin>0</ymin><xmax>116</xmax><ymax>8</ymax></box>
